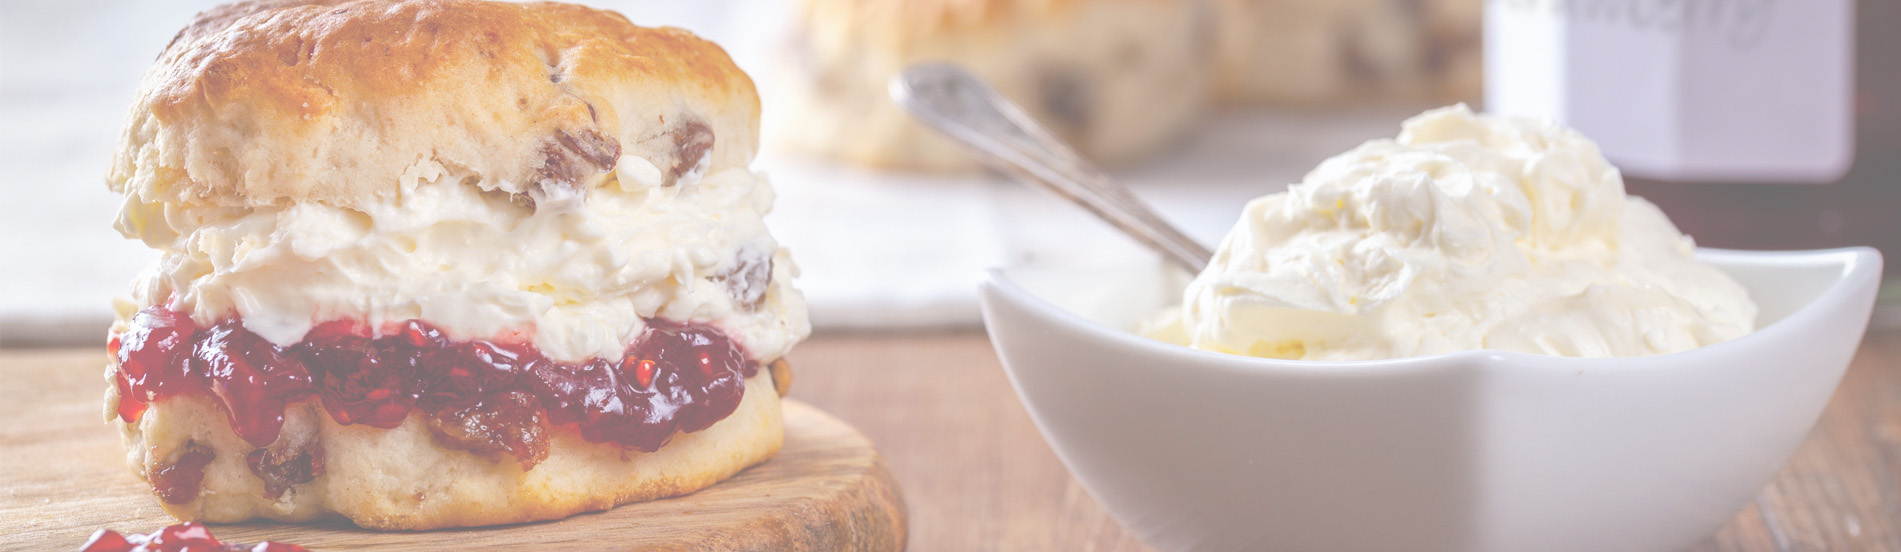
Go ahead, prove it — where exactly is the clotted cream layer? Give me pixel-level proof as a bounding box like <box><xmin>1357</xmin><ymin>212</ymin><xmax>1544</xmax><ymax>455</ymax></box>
<box><xmin>113</xmin><ymin>156</ymin><xmax>810</xmax><ymax>363</ymax></box>
<box><xmin>1142</xmin><ymin>105</ymin><xmax>1756</xmax><ymax>360</ymax></box>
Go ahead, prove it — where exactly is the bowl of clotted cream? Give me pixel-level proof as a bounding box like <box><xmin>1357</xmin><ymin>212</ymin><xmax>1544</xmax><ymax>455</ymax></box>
<box><xmin>978</xmin><ymin>106</ymin><xmax>1884</xmax><ymax>552</ymax></box>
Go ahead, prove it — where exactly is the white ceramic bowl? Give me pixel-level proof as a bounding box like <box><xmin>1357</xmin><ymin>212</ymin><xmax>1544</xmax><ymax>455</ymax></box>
<box><xmin>978</xmin><ymin>247</ymin><xmax>1883</xmax><ymax>552</ymax></box>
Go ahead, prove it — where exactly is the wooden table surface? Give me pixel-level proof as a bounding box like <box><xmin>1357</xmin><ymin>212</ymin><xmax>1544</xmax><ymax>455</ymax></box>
<box><xmin>782</xmin><ymin>329</ymin><xmax>1901</xmax><ymax>552</ymax></box>
<box><xmin>4</xmin><ymin>328</ymin><xmax>1898</xmax><ymax>551</ymax></box>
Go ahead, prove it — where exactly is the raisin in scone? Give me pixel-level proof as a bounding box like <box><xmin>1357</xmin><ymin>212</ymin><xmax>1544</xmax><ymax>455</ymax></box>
<box><xmin>1211</xmin><ymin>0</ymin><xmax>1481</xmax><ymax>104</ymax></box>
<box><xmin>104</xmin><ymin>0</ymin><xmax>809</xmax><ymax>530</ymax></box>
<box><xmin>768</xmin><ymin>0</ymin><xmax>1214</xmax><ymax>171</ymax></box>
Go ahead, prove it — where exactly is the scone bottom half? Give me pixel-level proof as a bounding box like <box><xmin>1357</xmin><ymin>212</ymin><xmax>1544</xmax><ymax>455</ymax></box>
<box><xmin>108</xmin><ymin>306</ymin><xmax>794</xmax><ymax>529</ymax></box>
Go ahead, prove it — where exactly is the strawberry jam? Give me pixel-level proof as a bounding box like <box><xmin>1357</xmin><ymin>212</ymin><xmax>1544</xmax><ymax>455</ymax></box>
<box><xmin>114</xmin><ymin>306</ymin><xmax>759</xmax><ymax>455</ymax></box>
<box><xmin>195</xmin><ymin>320</ymin><xmax>316</xmax><ymax>447</ymax></box>
<box><xmin>80</xmin><ymin>522</ymin><xmax>308</xmax><ymax>552</ymax></box>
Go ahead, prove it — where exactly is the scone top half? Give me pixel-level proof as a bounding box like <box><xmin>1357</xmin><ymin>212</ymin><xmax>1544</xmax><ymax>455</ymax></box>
<box><xmin>107</xmin><ymin>0</ymin><xmax>807</xmax><ymax>462</ymax></box>
<box><xmin>113</xmin><ymin>0</ymin><xmax>758</xmax><ymax>211</ymax></box>
<box><xmin>109</xmin><ymin>0</ymin><xmax>808</xmax><ymax>365</ymax></box>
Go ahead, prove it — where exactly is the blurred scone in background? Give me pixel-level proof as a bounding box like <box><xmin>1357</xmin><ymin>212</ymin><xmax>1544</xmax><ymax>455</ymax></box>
<box><xmin>1211</xmin><ymin>0</ymin><xmax>1481</xmax><ymax>104</ymax></box>
<box><xmin>767</xmin><ymin>0</ymin><xmax>1215</xmax><ymax>171</ymax></box>
<box><xmin>765</xmin><ymin>0</ymin><xmax>1483</xmax><ymax>171</ymax></box>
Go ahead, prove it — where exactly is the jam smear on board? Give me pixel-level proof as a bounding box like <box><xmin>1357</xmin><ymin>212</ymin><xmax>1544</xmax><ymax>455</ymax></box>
<box><xmin>79</xmin><ymin>522</ymin><xmax>308</xmax><ymax>552</ymax></box>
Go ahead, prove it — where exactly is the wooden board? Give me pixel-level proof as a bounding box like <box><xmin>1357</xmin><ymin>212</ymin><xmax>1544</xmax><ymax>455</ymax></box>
<box><xmin>0</xmin><ymin>349</ymin><xmax>906</xmax><ymax>551</ymax></box>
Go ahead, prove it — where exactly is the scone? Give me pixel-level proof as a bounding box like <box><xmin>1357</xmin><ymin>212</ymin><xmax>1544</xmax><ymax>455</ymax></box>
<box><xmin>768</xmin><ymin>0</ymin><xmax>1214</xmax><ymax>171</ymax></box>
<box><xmin>103</xmin><ymin>0</ymin><xmax>809</xmax><ymax>530</ymax></box>
<box><xmin>1211</xmin><ymin>0</ymin><xmax>1481</xmax><ymax>104</ymax></box>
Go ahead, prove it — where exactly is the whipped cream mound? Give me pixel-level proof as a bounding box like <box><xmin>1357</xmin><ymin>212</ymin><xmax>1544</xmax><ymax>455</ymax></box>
<box><xmin>114</xmin><ymin>156</ymin><xmax>809</xmax><ymax>364</ymax></box>
<box><xmin>1142</xmin><ymin>105</ymin><xmax>1756</xmax><ymax>361</ymax></box>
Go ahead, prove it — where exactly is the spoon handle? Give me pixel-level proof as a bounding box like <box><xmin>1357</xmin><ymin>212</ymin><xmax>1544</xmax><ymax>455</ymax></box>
<box><xmin>890</xmin><ymin>63</ymin><xmax>1214</xmax><ymax>274</ymax></box>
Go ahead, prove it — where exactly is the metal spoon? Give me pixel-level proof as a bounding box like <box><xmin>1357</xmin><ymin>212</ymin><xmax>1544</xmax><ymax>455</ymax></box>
<box><xmin>889</xmin><ymin>63</ymin><xmax>1214</xmax><ymax>274</ymax></box>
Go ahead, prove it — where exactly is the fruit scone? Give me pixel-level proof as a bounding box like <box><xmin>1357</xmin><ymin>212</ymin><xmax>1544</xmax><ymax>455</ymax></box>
<box><xmin>1210</xmin><ymin>0</ymin><xmax>1481</xmax><ymax>104</ymax></box>
<box><xmin>768</xmin><ymin>0</ymin><xmax>1214</xmax><ymax>171</ymax></box>
<box><xmin>103</xmin><ymin>0</ymin><xmax>810</xmax><ymax>530</ymax></box>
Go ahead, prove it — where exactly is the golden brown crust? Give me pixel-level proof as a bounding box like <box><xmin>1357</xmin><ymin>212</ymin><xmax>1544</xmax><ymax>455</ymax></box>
<box><xmin>770</xmin><ymin>358</ymin><xmax>793</xmax><ymax>397</ymax></box>
<box><xmin>110</xmin><ymin>0</ymin><xmax>760</xmax><ymax>209</ymax></box>
<box><xmin>797</xmin><ymin>0</ymin><xmax>1084</xmax><ymax>45</ymax></box>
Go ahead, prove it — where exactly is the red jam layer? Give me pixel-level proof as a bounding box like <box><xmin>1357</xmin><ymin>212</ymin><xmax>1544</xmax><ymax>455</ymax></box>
<box><xmin>81</xmin><ymin>522</ymin><xmax>307</xmax><ymax>552</ymax></box>
<box><xmin>114</xmin><ymin>306</ymin><xmax>758</xmax><ymax>455</ymax></box>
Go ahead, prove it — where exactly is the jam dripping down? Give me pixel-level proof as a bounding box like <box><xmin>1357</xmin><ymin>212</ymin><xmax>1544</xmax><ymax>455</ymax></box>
<box><xmin>115</xmin><ymin>307</ymin><xmax>759</xmax><ymax>455</ymax></box>
<box><xmin>80</xmin><ymin>522</ymin><xmax>308</xmax><ymax>552</ymax></box>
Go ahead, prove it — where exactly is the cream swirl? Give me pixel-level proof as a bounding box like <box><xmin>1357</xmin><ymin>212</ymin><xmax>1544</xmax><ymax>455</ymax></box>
<box><xmin>1143</xmin><ymin>105</ymin><xmax>1755</xmax><ymax>360</ymax></box>
<box><xmin>114</xmin><ymin>156</ymin><xmax>809</xmax><ymax>363</ymax></box>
